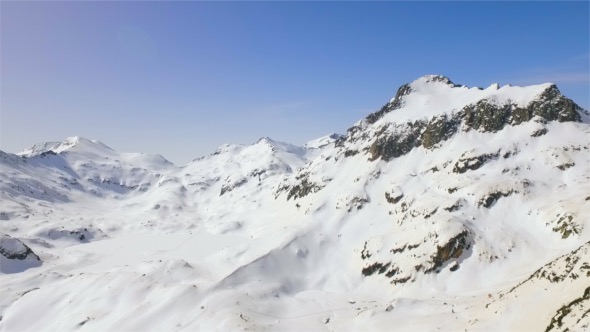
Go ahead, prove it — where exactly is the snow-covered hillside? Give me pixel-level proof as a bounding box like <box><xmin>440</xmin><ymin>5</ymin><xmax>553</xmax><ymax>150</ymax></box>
<box><xmin>1</xmin><ymin>75</ymin><xmax>588</xmax><ymax>331</ymax></box>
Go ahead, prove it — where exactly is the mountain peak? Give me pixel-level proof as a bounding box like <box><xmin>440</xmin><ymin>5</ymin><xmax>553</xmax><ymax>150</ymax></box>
<box><xmin>412</xmin><ymin>74</ymin><xmax>457</xmax><ymax>87</ymax></box>
<box><xmin>18</xmin><ymin>136</ymin><xmax>113</xmax><ymax>157</ymax></box>
<box><xmin>60</xmin><ymin>136</ymin><xmax>102</xmax><ymax>149</ymax></box>
<box><xmin>254</xmin><ymin>137</ymin><xmax>307</xmax><ymax>156</ymax></box>
<box><xmin>255</xmin><ymin>136</ymin><xmax>277</xmax><ymax>145</ymax></box>
<box><xmin>362</xmin><ymin>76</ymin><xmax>576</xmax><ymax>128</ymax></box>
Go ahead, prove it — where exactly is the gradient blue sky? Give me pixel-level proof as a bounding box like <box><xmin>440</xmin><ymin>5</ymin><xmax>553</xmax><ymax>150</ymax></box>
<box><xmin>2</xmin><ymin>1</ymin><xmax>589</xmax><ymax>164</ymax></box>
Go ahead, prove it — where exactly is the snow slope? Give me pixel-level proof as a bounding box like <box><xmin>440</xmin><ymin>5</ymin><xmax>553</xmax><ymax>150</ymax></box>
<box><xmin>1</xmin><ymin>75</ymin><xmax>588</xmax><ymax>331</ymax></box>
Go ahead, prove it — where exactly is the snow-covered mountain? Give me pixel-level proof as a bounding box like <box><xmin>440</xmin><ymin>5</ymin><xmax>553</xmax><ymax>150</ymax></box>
<box><xmin>1</xmin><ymin>75</ymin><xmax>588</xmax><ymax>331</ymax></box>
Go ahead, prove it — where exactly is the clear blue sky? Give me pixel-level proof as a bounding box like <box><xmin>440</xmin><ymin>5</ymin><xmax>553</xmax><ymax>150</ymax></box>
<box><xmin>2</xmin><ymin>1</ymin><xmax>588</xmax><ymax>164</ymax></box>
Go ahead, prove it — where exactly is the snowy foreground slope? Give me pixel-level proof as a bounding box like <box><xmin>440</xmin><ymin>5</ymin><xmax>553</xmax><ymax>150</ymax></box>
<box><xmin>1</xmin><ymin>75</ymin><xmax>589</xmax><ymax>331</ymax></box>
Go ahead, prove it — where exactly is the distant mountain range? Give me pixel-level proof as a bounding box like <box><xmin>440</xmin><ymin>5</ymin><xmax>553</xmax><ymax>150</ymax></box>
<box><xmin>1</xmin><ymin>75</ymin><xmax>588</xmax><ymax>331</ymax></box>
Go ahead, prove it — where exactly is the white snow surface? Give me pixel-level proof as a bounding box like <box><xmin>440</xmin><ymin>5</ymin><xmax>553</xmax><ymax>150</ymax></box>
<box><xmin>1</xmin><ymin>76</ymin><xmax>589</xmax><ymax>331</ymax></box>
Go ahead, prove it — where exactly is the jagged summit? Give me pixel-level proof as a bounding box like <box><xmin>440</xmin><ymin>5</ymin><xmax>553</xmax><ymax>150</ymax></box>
<box><xmin>339</xmin><ymin>77</ymin><xmax>587</xmax><ymax>164</ymax></box>
<box><xmin>363</xmin><ymin>76</ymin><xmax>584</xmax><ymax>129</ymax></box>
<box><xmin>489</xmin><ymin>82</ymin><xmax>500</xmax><ymax>90</ymax></box>
<box><xmin>411</xmin><ymin>74</ymin><xmax>457</xmax><ymax>87</ymax></box>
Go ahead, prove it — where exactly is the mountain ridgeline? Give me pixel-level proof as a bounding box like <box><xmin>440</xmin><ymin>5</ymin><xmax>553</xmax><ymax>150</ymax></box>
<box><xmin>347</xmin><ymin>75</ymin><xmax>582</xmax><ymax>162</ymax></box>
<box><xmin>1</xmin><ymin>75</ymin><xmax>589</xmax><ymax>331</ymax></box>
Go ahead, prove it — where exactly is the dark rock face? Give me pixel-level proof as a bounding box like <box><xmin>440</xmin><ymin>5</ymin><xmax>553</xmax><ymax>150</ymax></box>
<box><xmin>478</xmin><ymin>189</ymin><xmax>518</xmax><ymax>208</ymax></box>
<box><xmin>38</xmin><ymin>151</ymin><xmax>57</xmax><ymax>157</ymax></box>
<box><xmin>465</xmin><ymin>86</ymin><xmax>582</xmax><ymax>130</ymax></box>
<box><xmin>44</xmin><ymin>227</ymin><xmax>100</xmax><ymax>243</ymax></box>
<box><xmin>552</xmin><ymin>214</ymin><xmax>581</xmax><ymax>239</ymax></box>
<box><xmin>0</xmin><ymin>234</ymin><xmax>40</xmax><ymax>261</ymax></box>
<box><xmin>249</xmin><ymin>169</ymin><xmax>267</xmax><ymax>179</ymax></box>
<box><xmin>464</xmin><ymin>101</ymin><xmax>512</xmax><ymax>132</ymax></box>
<box><xmin>528</xmin><ymin>85</ymin><xmax>582</xmax><ymax>123</ymax></box>
<box><xmin>531</xmin><ymin>128</ymin><xmax>548</xmax><ymax>137</ymax></box>
<box><xmin>511</xmin><ymin>106</ymin><xmax>534</xmax><ymax>125</ymax></box>
<box><xmin>367</xmin><ymin>114</ymin><xmax>465</xmax><ymax>162</ymax></box>
<box><xmin>360</xmin><ymin>259</ymin><xmax>409</xmax><ymax>285</ymax></box>
<box><xmin>287</xmin><ymin>179</ymin><xmax>322</xmax><ymax>201</ymax></box>
<box><xmin>511</xmin><ymin>85</ymin><xmax>582</xmax><ymax>125</ymax></box>
<box><xmin>444</xmin><ymin>199</ymin><xmax>464</xmax><ymax>212</ymax></box>
<box><xmin>360</xmin><ymin>230</ymin><xmax>471</xmax><ymax>285</ymax></box>
<box><xmin>385</xmin><ymin>191</ymin><xmax>403</xmax><ymax>204</ymax></box>
<box><xmin>334</xmin><ymin>135</ymin><xmax>347</xmax><ymax>148</ymax></box>
<box><xmin>346</xmin><ymin>196</ymin><xmax>370</xmax><ymax>212</ymax></box>
<box><xmin>279</xmin><ymin>173</ymin><xmax>325</xmax><ymax>201</ymax></box>
<box><xmin>556</xmin><ymin>163</ymin><xmax>575</xmax><ymax>171</ymax></box>
<box><xmin>220</xmin><ymin>177</ymin><xmax>248</xmax><ymax>196</ymax></box>
<box><xmin>368</xmin><ymin>121</ymin><xmax>425</xmax><ymax>162</ymax></box>
<box><xmin>422</xmin><ymin>114</ymin><xmax>461</xmax><ymax>149</ymax></box>
<box><xmin>388</xmin><ymin>84</ymin><xmax>413</xmax><ymax>110</ymax></box>
<box><xmin>365</xmin><ymin>105</ymin><xmax>392</xmax><ymax>127</ymax></box>
<box><xmin>365</xmin><ymin>84</ymin><xmax>413</xmax><ymax>125</ymax></box>
<box><xmin>343</xmin><ymin>149</ymin><xmax>359</xmax><ymax>157</ymax></box>
<box><xmin>453</xmin><ymin>152</ymin><xmax>500</xmax><ymax>174</ymax></box>
<box><xmin>424</xmin><ymin>231</ymin><xmax>471</xmax><ymax>274</ymax></box>
<box><xmin>362</xmin><ymin>262</ymin><xmax>391</xmax><ymax>276</ymax></box>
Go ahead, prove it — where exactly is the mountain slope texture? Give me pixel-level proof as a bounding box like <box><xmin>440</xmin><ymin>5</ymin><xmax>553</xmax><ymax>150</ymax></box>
<box><xmin>1</xmin><ymin>75</ymin><xmax>589</xmax><ymax>331</ymax></box>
